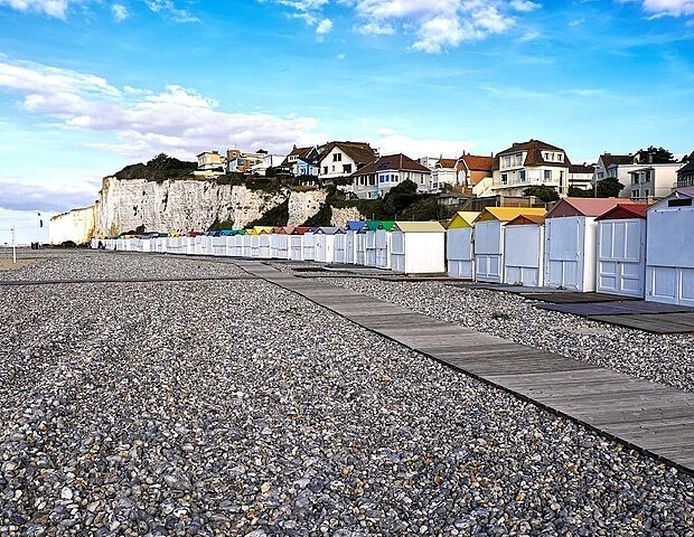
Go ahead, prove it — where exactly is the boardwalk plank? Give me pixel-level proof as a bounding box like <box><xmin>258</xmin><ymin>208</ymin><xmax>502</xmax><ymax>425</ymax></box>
<box><xmin>239</xmin><ymin>262</ymin><xmax>694</xmax><ymax>474</ymax></box>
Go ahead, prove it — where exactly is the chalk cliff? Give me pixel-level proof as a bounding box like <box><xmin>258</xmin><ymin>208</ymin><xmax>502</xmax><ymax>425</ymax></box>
<box><xmin>94</xmin><ymin>176</ymin><xmax>329</xmax><ymax>236</ymax></box>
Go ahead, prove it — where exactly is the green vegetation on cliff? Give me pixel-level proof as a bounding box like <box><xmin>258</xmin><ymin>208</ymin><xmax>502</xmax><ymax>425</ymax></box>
<box><xmin>115</xmin><ymin>154</ymin><xmax>197</xmax><ymax>182</ymax></box>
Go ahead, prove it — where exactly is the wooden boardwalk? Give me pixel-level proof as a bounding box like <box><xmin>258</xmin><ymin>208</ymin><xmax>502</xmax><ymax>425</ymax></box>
<box><xmin>239</xmin><ymin>261</ymin><xmax>694</xmax><ymax>474</ymax></box>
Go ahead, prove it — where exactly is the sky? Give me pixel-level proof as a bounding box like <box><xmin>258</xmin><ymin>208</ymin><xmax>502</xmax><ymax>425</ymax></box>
<box><xmin>0</xmin><ymin>0</ymin><xmax>693</xmax><ymax>243</ymax></box>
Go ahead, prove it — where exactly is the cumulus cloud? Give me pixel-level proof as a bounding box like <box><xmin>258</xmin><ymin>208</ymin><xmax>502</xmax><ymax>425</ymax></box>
<box><xmin>316</xmin><ymin>17</ymin><xmax>333</xmax><ymax>33</ymax></box>
<box><xmin>641</xmin><ymin>0</ymin><xmax>694</xmax><ymax>16</ymax></box>
<box><xmin>373</xmin><ymin>128</ymin><xmax>473</xmax><ymax>158</ymax></box>
<box><xmin>0</xmin><ymin>59</ymin><xmax>322</xmax><ymax>160</ymax></box>
<box><xmin>111</xmin><ymin>2</ymin><xmax>128</xmax><ymax>21</ymax></box>
<box><xmin>266</xmin><ymin>0</ymin><xmax>532</xmax><ymax>53</ymax></box>
<box><xmin>0</xmin><ymin>181</ymin><xmax>97</xmax><ymax>212</ymax></box>
<box><xmin>0</xmin><ymin>0</ymin><xmax>71</xmax><ymax>18</ymax></box>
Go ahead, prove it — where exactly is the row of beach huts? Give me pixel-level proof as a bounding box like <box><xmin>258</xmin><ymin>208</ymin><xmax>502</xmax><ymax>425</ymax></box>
<box><xmin>94</xmin><ymin>188</ymin><xmax>694</xmax><ymax>307</ymax></box>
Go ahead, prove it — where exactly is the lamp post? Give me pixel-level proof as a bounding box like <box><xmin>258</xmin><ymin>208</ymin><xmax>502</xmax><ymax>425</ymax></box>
<box><xmin>11</xmin><ymin>226</ymin><xmax>16</xmax><ymax>263</ymax></box>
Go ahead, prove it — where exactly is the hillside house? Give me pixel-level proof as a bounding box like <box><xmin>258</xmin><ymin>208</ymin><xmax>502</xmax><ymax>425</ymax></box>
<box><xmin>280</xmin><ymin>145</ymin><xmax>321</xmax><ymax>177</ymax></box>
<box><xmin>677</xmin><ymin>161</ymin><xmax>694</xmax><ymax>188</ymax></box>
<box><xmin>569</xmin><ymin>164</ymin><xmax>596</xmax><ymax>191</ymax></box>
<box><xmin>456</xmin><ymin>154</ymin><xmax>495</xmax><ymax>196</ymax></box>
<box><xmin>317</xmin><ymin>141</ymin><xmax>377</xmax><ymax>180</ymax></box>
<box><xmin>492</xmin><ymin>139</ymin><xmax>571</xmax><ymax>197</ymax></box>
<box><xmin>349</xmin><ymin>153</ymin><xmax>431</xmax><ymax>199</ymax></box>
<box><xmin>197</xmin><ymin>151</ymin><xmax>226</xmax><ymax>172</ymax></box>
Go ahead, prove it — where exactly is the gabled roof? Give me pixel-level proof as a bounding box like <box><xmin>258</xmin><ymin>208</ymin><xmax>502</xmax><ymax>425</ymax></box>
<box><xmin>352</xmin><ymin>153</ymin><xmax>431</xmax><ymax>177</ymax></box>
<box><xmin>569</xmin><ymin>164</ymin><xmax>595</xmax><ymax>174</ymax></box>
<box><xmin>447</xmin><ymin>211</ymin><xmax>480</xmax><ymax>229</ymax></box>
<box><xmin>507</xmin><ymin>214</ymin><xmax>545</xmax><ymax>226</ymax></box>
<box><xmin>251</xmin><ymin>226</ymin><xmax>274</xmax><ymax>235</ymax></box>
<box><xmin>477</xmin><ymin>207</ymin><xmax>546</xmax><ymax>223</ymax></box>
<box><xmin>315</xmin><ymin>226</ymin><xmax>343</xmax><ymax>235</ymax></box>
<box><xmin>346</xmin><ymin>221</ymin><xmax>365</xmax><ymax>231</ymax></box>
<box><xmin>437</xmin><ymin>158</ymin><xmax>457</xmax><ymax>169</ymax></box>
<box><xmin>280</xmin><ymin>226</ymin><xmax>296</xmax><ymax>234</ymax></box>
<box><xmin>596</xmin><ymin>204</ymin><xmax>649</xmax><ymax>221</ymax></box>
<box><xmin>599</xmin><ymin>153</ymin><xmax>635</xmax><ymax>168</ymax></box>
<box><xmin>394</xmin><ymin>221</ymin><xmax>445</xmax><ymax>233</ymax></box>
<box><xmin>280</xmin><ymin>145</ymin><xmax>319</xmax><ymax>167</ymax></box>
<box><xmin>495</xmin><ymin>139</ymin><xmax>571</xmax><ymax>168</ymax></box>
<box><xmin>318</xmin><ymin>141</ymin><xmax>377</xmax><ymax>167</ymax></box>
<box><xmin>460</xmin><ymin>154</ymin><xmax>495</xmax><ymax>172</ymax></box>
<box><xmin>678</xmin><ymin>161</ymin><xmax>694</xmax><ymax>174</ymax></box>
<box><xmin>291</xmin><ymin>226</ymin><xmax>311</xmax><ymax>235</ymax></box>
<box><xmin>546</xmin><ymin>197</ymin><xmax>644</xmax><ymax>218</ymax></box>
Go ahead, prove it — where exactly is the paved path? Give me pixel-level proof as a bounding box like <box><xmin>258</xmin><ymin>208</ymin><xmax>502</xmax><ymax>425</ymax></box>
<box><xmin>239</xmin><ymin>261</ymin><xmax>694</xmax><ymax>474</ymax></box>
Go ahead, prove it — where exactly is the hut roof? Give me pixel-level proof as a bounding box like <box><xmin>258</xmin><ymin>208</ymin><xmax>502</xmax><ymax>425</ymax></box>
<box><xmin>447</xmin><ymin>211</ymin><xmax>480</xmax><ymax>229</ymax></box>
<box><xmin>394</xmin><ymin>221</ymin><xmax>445</xmax><ymax>233</ymax></box>
<box><xmin>476</xmin><ymin>207</ymin><xmax>546</xmax><ymax>223</ymax></box>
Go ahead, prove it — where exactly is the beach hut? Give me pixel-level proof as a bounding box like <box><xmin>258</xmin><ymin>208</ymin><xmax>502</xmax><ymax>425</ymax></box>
<box><xmin>242</xmin><ymin>230</ymin><xmax>253</xmax><ymax>258</ymax></box>
<box><xmin>210</xmin><ymin>231</ymin><xmax>226</xmax><ymax>257</ymax></box>
<box><xmin>595</xmin><ymin>204</ymin><xmax>648</xmax><ymax>298</ymax></box>
<box><xmin>446</xmin><ymin>211</ymin><xmax>480</xmax><ymax>279</ymax></box>
<box><xmin>474</xmin><ymin>207</ymin><xmax>546</xmax><ymax>283</ymax></box>
<box><xmin>229</xmin><ymin>230</ymin><xmax>245</xmax><ymax>257</ymax></box>
<box><xmin>289</xmin><ymin>227</ymin><xmax>310</xmax><ymax>261</ymax></box>
<box><xmin>362</xmin><ymin>220</ymin><xmax>380</xmax><ymax>266</ymax></box>
<box><xmin>645</xmin><ymin>188</ymin><xmax>694</xmax><ymax>306</ymax></box>
<box><xmin>375</xmin><ymin>221</ymin><xmax>396</xmax><ymax>269</ymax></box>
<box><xmin>270</xmin><ymin>227</ymin><xmax>283</xmax><ymax>259</ymax></box>
<box><xmin>503</xmin><ymin>214</ymin><xmax>545</xmax><ymax>287</ymax></box>
<box><xmin>302</xmin><ymin>228</ymin><xmax>317</xmax><ymax>261</ymax></box>
<box><xmin>356</xmin><ymin>227</ymin><xmax>367</xmax><ymax>265</ymax></box>
<box><xmin>334</xmin><ymin>227</ymin><xmax>348</xmax><ymax>264</ymax></box>
<box><xmin>249</xmin><ymin>226</ymin><xmax>273</xmax><ymax>259</ymax></box>
<box><xmin>543</xmin><ymin>198</ymin><xmax>642</xmax><ymax>292</ymax></box>
<box><xmin>344</xmin><ymin>221</ymin><xmax>365</xmax><ymax>265</ymax></box>
<box><xmin>391</xmin><ymin>221</ymin><xmax>446</xmax><ymax>274</ymax></box>
<box><xmin>314</xmin><ymin>227</ymin><xmax>342</xmax><ymax>264</ymax></box>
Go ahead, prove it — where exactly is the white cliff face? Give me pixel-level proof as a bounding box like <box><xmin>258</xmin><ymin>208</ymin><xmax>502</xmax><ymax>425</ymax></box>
<box><xmin>331</xmin><ymin>206</ymin><xmax>363</xmax><ymax>227</ymax></box>
<box><xmin>50</xmin><ymin>206</ymin><xmax>96</xmax><ymax>245</ymax></box>
<box><xmin>95</xmin><ymin>177</ymin><xmax>291</xmax><ymax>236</ymax></box>
<box><xmin>287</xmin><ymin>190</ymin><xmax>328</xmax><ymax>226</ymax></box>
<box><xmin>95</xmin><ymin>177</ymin><xmax>332</xmax><ymax>236</ymax></box>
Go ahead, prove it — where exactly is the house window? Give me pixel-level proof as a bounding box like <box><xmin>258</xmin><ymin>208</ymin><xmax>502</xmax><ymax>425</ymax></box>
<box><xmin>515</xmin><ymin>154</ymin><xmax>523</xmax><ymax>166</ymax></box>
<box><xmin>504</xmin><ymin>156</ymin><xmax>511</xmax><ymax>168</ymax></box>
<box><xmin>645</xmin><ymin>189</ymin><xmax>650</xmax><ymax>197</ymax></box>
<box><xmin>559</xmin><ymin>171</ymin><xmax>564</xmax><ymax>189</ymax></box>
<box><xmin>557</xmin><ymin>154</ymin><xmax>563</xmax><ymax>162</ymax></box>
<box><xmin>519</xmin><ymin>170</ymin><xmax>526</xmax><ymax>182</ymax></box>
<box><xmin>598</xmin><ymin>172</ymin><xmax>604</xmax><ymax>179</ymax></box>
<box><xmin>333</xmin><ymin>153</ymin><xmax>342</xmax><ymax>162</ymax></box>
<box><xmin>343</xmin><ymin>164</ymin><xmax>352</xmax><ymax>174</ymax></box>
<box><xmin>501</xmin><ymin>173</ymin><xmax>508</xmax><ymax>185</ymax></box>
<box><xmin>323</xmin><ymin>166</ymin><xmax>328</xmax><ymax>174</ymax></box>
<box><xmin>544</xmin><ymin>170</ymin><xmax>552</xmax><ymax>182</ymax></box>
<box><xmin>632</xmin><ymin>190</ymin><xmax>639</xmax><ymax>198</ymax></box>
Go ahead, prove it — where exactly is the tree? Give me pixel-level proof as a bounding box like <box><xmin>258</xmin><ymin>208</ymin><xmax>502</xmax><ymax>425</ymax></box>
<box><xmin>568</xmin><ymin>186</ymin><xmax>594</xmax><ymax>198</ymax></box>
<box><xmin>523</xmin><ymin>185</ymin><xmax>559</xmax><ymax>202</ymax></box>
<box><xmin>681</xmin><ymin>151</ymin><xmax>694</xmax><ymax>163</ymax></box>
<box><xmin>381</xmin><ymin>180</ymin><xmax>420</xmax><ymax>218</ymax></box>
<box><xmin>596</xmin><ymin>177</ymin><xmax>624</xmax><ymax>198</ymax></box>
<box><xmin>636</xmin><ymin>146</ymin><xmax>676</xmax><ymax>164</ymax></box>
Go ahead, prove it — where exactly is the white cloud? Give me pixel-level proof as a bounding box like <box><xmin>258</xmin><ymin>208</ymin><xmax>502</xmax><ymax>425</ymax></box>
<box><xmin>111</xmin><ymin>2</ymin><xmax>128</xmax><ymax>21</ymax></box>
<box><xmin>0</xmin><ymin>58</ymin><xmax>323</xmax><ymax>160</ymax></box>
<box><xmin>510</xmin><ymin>0</ymin><xmax>541</xmax><ymax>12</ymax></box>
<box><xmin>356</xmin><ymin>20</ymin><xmax>395</xmax><ymax>34</ymax></box>
<box><xmin>373</xmin><ymin>128</ymin><xmax>473</xmax><ymax>158</ymax></box>
<box><xmin>145</xmin><ymin>0</ymin><xmax>199</xmax><ymax>23</ymax></box>
<box><xmin>316</xmin><ymin>17</ymin><xmax>333</xmax><ymax>33</ymax></box>
<box><xmin>624</xmin><ymin>0</ymin><xmax>694</xmax><ymax>17</ymax></box>
<box><xmin>0</xmin><ymin>0</ymin><xmax>71</xmax><ymax>18</ymax></box>
<box><xmin>265</xmin><ymin>0</ymin><xmax>531</xmax><ymax>52</ymax></box>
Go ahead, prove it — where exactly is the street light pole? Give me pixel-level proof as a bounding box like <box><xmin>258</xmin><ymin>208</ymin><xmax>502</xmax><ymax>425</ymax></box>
<box><xmin>11</xmin><ymin>226</ymin><xmax>16</xmax><ymax>263</ymax></box>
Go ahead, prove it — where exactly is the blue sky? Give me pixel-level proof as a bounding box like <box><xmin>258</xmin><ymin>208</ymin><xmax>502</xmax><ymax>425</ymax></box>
<box><xmin>0</xmin><ymin>0</ymin><xmax>693</xmax><ymax>242</ymax></box>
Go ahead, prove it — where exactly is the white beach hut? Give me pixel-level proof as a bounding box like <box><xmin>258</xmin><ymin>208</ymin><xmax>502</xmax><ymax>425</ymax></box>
<box><xmin>503</xmin><ymin>214</ymin><xmax>545</xmax><ymax>287</ymax></box>
<box><xmin>334</xmin><ymin>228</ymin><xmax>347</xmax><ymax>264</ymax></box>
<box><xmin>474</xmin><ymin>207</ymin><xmax>546</xmax><ymax>284</ymax></box>
<box><xmin>375</xmin><ymin>222</ymin><xmax>396</xmax><ymax>269</ymax></box>
<box><xmin>595</xmin><ymin>204</ymin><xmax>649</xmax><ymax>298</ymax></box>
<box><xmin>289</xmin><ymin>227</ymin><xmax>310</xmax><ymax>261</ymax></box>
<box><xmin>242</xmin><ymin>231</ymin><xmax>253</xmax><ymax>258</ymax></box>
<box><xmin>646</xmin><ymin>188</ymin><xmax>694</xmax><ymax>306</ymax></box>
<box><xmin>543</xmin><ymin>198</ymin><xmax>642</xmax><ymax>292</ymax></box>
<box><xmin>446</xmin><ymin>211</ymin><xmax>480</xmax><ymax>279</ymax></box>
<box><xmin>344</xmin><ymin>221</ymin><xmax>364</xmax><ymax>265</ymax></box>
<box><xmin>391</xmin><ymin>221</ymin><xmax>446</xmax><ymax>275</ymax></box>
<box><xmin>314</xmin><ymin>227</ymin><xmax>342</xmax><ymax>264</ymax></box>
<box><xmin>302</xmin><ymin>228</ymin><xmax>316</xmax><ymax>261</ymax></box>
